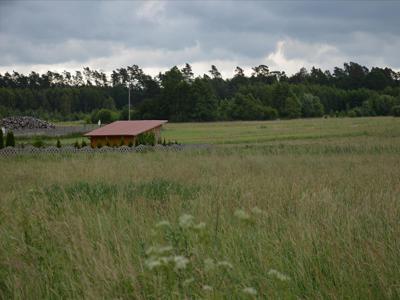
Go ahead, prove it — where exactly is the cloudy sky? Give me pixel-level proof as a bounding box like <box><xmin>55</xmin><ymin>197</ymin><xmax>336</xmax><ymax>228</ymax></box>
<box><xmin>0</xmin><ymin>0</ymin><xmax>399</xmax><ymax>77</ymax></box>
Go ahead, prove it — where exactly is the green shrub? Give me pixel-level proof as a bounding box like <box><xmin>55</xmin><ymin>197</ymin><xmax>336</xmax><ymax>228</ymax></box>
<box><xmin>300</xmin><ymin>93</ymin><xmax>324</xmax><ymax>117</ymax></box>
<box><xmin>5</xmin><ymin>131</ymin><xmax>15</xmax><ymax>147</ymax></box>
<box><xmin>81</xmin><ymin>140</ymin><xmax>87</xmax><ymax>147</ymax></box>
<box><xmin>136</xmin><ymin>132</ymin><xmax>156</xmax><ymax>146</ymax></box>
<box><xmin>263</xmin><ymin>106</ymin><xmax>279</xmax><ymax>120</ymax></box>
<box><xmin>32</xmin><ymin>138</ymin><xmax>44</xmax><ymax>148</ymax></box>
<box><xmin>392</xmin><ymin>105</ymin><xmax>400</xmax><ymax>117</ymax></box>
<box><xmin>56</xmin><ymin>139</ymin><xmax>61</xmax><ymax>148</ymax></box>
<box><xmin>282</xmin><ymin>96</ymin><xmax>302</xmax><ymax>119</ymax></box>
<box><xmin>347</xmin><ymin>107</ymin><xmax>363</xmax><ymax>117</ymax></box>
<box><xmin>74</xmin><ymin>140</ymin><xmax>80</xmax><ymax>149</ymax></box>
<box><xmin>91</xmin><ymin>109</ymin><xmax>116</xmax><ymax>124</ymax></box>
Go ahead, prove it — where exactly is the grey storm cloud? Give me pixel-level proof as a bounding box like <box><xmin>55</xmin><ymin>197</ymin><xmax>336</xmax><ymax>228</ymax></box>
<box><xmin>0</xmin><ymin>0</ymin><xmax>399</xmax><ymax>76</ymax></box>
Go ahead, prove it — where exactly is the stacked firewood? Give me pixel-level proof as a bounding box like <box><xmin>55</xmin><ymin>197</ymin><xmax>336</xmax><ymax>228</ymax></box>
<box><xmin>0</xmin><ymin>116</ymin><xmax>55</xmax><ymax>130</ymax></box>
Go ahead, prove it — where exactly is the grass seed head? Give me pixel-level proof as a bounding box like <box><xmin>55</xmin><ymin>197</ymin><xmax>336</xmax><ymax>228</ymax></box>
<box><xmin>179</xmin><ymin>214</ymin><xmax>194</xmax><ymax>228</ymax></box>
<box><xmin>251</xmin><ymin>206</ymin><xmax>264</xmax><ymax>215</ymax></box>
<box><xmin>193</xmin><ymin>222</ymin><xmax>206</xmax><ymax>230</ymax></box>
<box><xmin>145</xmin><ymin>245</ymin><xmax>173</xmax><ymax>256</ymax></box>
<box><xmin>144</xmin><ymin>257</ymin><xmax>162</xmax><ymax>270</ymax></box>
<box><xmin>234</xmin><ymin>209</ymin><xmax>251</xmax><ymax>221</ymax></box>
<box><xmin>204</xmin><ymin>258</ymin><xmax>216</xmax><ymax>272</ymax></box>
<box><xmin>242</xmin><ymin>287</ymin><xmax>257</xmax><ymax>295</ymax></box>
<box><xmin>173</xmin><ymin>256</ymin><xmax>189</xmax><ymax>270</ymax></box>
<box><xmin>183</xmin><ymin>277</ymin><xmax>195</xmax><ymax>286</ymax></box>
<box><xmin>268</xmin><ymin>269</ymin><xmax>290</xmax><ymax>281</ymax></box>
<box><xmin>155</xmin><ymin>220</ymin><xmax>171</xmax><ymax>228</ymax></box>
<box><xmin>217</xmin><ymin>261</ymin><xmax>233</xmax><ymax>269</ymax></box>
<box><xmin>202</xmin><ymin>285</ymin><xmax>213</xmax><ymax>291</ymax></box>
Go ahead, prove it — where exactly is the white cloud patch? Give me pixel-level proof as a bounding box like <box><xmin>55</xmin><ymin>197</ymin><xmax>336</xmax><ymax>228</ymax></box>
<box><xmin>265</xmin><ymin>39</ymin><xmax>346</xmax><ymax>74</ymax></box>
<box><xmin>136</xmin><ymin>1</ymin><xmax>166</xmax><ymax>22</ymax></box>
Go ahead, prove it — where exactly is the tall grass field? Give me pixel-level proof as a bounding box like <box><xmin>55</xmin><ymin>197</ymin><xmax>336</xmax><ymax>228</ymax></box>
<box><xmin>1</xmin><ymin>117</ymin><xmax>400</xmax><ymax>299</ymax></box>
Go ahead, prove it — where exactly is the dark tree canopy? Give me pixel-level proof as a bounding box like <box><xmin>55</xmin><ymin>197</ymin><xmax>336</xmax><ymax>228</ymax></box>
<box><xmin>0</xmin><ymin>62</ymin><xmax>399</xmax><ymax>122</ymax></box>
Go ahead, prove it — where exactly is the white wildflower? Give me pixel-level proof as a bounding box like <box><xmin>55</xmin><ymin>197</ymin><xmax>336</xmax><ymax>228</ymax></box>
<box><xmin>268</xmin><ymin>269</ymin><xmax>290</xmax><ymax>281</ymax></box>
<box><xmin>217</xmin><ymin>261</ymin><xmax>233</xmax><ymax>269</ymax></box>
<box><xmin>145</xmin><ymin>245</ymin><xmax>173</xmax><ymax>256</ymax></box>
<box><xmin>157</xmin><ymin>246</ymin><xmax>173</xmax><ymax>254</ymax></box>
<box><xmin>155</xmin><ymin>220</ymin><xmax>171</xmax><ymax>228</ymax></box>
<box><xmin>145</xmin><ymin>246</ymin><xmax>155</xmax><ymax>256</ymax></box>
<box><xmin>159</xmin><ymin>256</ymin><xmax>174</xmax><ymax>264</ymax></box>
<box><xmin>202</xmin><ymin>285</ymin><xmax>213</xmax><ymax>291</ymax></box>
<box><xmin>183</xmin><ymin>277</ymin><xmax>195</xmax><ymax>286</ymax></box>
<box><xmin>173</xmin><ymin>255</ymin><xmax>189</xmax><ymax>270</ymax></box>
<box><xmin>193</xmin><ymin>222</ymin><xmax>206</xmax><ymax>230</ymax></box>
<box><xmin>144</xmin><ymin>257</ymin><xmax>162</xmax><ymax>270</ymax></box>
<box><xmin>204</xmin><ymin>258</ymin><xmax>215</xmax><ymax>271</ymax></box>
<box><xmin>251</xmin><ymin>206</ymin><xmax>264</xmax><ymax>214</ymax></box>
<box><xmin>179</xmin><ymin>214</ymin><xmax>194</xmax><ymax>228</ymax></box>
<box><xmin>242</xmin><ymin>287</ymin><xmax>257</xmax><ymax>295</ymax></box>
<box><xmin>234</xmin><ymin>209</ymin><xmax>250</xmax><ymax>221</ymax></box>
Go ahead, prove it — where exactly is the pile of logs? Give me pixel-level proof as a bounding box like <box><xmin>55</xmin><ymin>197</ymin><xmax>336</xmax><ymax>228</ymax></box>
<box><xmin>0</xmin><ymin>116</ymin><xmax>55</xmax><ymax>130</ymax></box>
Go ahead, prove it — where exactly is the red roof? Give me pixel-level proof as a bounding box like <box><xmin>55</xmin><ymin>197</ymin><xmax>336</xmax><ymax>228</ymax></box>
<box><xmin>84</xmin><ymin>120</ymin><xmax>168</xmax><ymax>137</ymax></box>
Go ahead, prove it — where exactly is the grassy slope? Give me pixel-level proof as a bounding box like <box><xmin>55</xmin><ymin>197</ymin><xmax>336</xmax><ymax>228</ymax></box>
<box><xmin>1</xmin><ymin>117</ymin><xmax>400</xmax><ymax>299</ymax></box>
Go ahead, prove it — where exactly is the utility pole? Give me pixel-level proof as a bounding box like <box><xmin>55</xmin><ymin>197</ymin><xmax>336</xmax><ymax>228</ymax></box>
<box><xmin>128</xmin><ymin>85</ymin><xmax>131</xmax><ymax>120</ymax></box>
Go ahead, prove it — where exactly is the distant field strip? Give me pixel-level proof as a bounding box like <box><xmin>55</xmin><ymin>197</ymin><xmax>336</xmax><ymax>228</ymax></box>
<box><xmin>163</xmin><ymin>117</ymin><xmax>400</xmax><ymax>144</ymax></box>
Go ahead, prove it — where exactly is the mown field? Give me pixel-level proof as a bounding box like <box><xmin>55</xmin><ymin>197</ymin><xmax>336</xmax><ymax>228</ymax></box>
<box><xmin>1</xmin><ymin>117</ymin><xmax>400</xmax><ymax>299</ymax></box>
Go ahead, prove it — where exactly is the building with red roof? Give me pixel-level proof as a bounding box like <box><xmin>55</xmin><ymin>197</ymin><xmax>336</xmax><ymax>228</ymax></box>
<box><xmin>84</xmin><ymin>120</ymin><xmax>168</xmax><ymax>147</ymax></box>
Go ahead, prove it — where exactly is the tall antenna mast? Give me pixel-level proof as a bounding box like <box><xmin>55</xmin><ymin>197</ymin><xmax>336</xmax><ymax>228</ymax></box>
<box><xmin>128</xmin><ymin>84</ymin><xmax>131</xmax><ymax>120</ymax></box>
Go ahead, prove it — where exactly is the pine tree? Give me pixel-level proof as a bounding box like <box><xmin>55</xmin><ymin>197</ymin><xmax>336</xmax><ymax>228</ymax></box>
<box><xmin>0</xmin><ymin>129</ymin><xmax>4</xmax><ymax>149</ymax></box>
<box><xmin>5</xmin><ymin>131</ymin><xmax>15</xmax><ymax>147</ymax></box>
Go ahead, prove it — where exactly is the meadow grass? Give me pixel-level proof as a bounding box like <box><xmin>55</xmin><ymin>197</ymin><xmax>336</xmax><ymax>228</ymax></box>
<box><xmin>1</xmin><ymin>117</ymin><xmax>400</xmax><ymax>299</ymax></box>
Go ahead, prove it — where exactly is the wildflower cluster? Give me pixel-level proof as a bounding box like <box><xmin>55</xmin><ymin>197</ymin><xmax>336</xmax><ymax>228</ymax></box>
<box><xmin>142</xmin><ymin>214</ymin><xmax>208</xmax><ymax>289</ymax></box>
<box><xmin>140</xmin><ymin>212</ymin><xmax>290</xmax><ymax>297</ymax></box>
<box><xmin>234</xmin><ymin>206</ymin><xmax>266</xmax><ymax>222</ymax></box>
<box><xmin>142</xmin><ymin>214</ymin><xmax>239</xmax><ymax>296</ymax></box>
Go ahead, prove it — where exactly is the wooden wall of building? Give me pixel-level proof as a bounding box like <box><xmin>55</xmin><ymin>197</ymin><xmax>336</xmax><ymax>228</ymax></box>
<box><xmin>89</xmin><ymin>126</ymin><xmax>162</xmax><ymax>148</ymax></box>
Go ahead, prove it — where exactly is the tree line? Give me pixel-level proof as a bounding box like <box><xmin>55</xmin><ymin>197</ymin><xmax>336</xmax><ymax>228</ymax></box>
<box><xmin>1</xmin><ymin>62</ymin><xmax>400</xmax><ymax>122</ymax></box>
